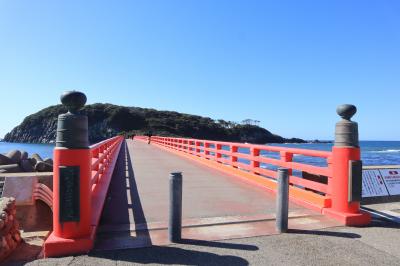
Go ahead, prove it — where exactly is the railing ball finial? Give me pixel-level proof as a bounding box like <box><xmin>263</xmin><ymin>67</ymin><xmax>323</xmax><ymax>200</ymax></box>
<box><xmin>334</xmin><ymin>104</ymin><xmax>359</xmax><ymax>147</ymax></box>
<box><xmin>61</xmin><ymin>91</ymin><xmax>87</xmax><ymax>114</ymax></box>
<box><xmin>336</xmin><ymin>104</ymin><xmax>357</xmax><ymax>121</ymax></box>
<box><xmin>56</xmin><ymin>90</ymin><xmax>89</xmax><ymax>148</ymax></box>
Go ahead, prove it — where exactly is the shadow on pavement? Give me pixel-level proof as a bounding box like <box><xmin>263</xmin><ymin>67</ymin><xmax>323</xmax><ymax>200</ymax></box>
<box><xmin>97</xmin><ymin>141</ymin><xmax>151</xmax><ymax>248</ymax></box>
<box><xmin>287</xmin><ymin>229</ymin><xmax>361</xmax><ymax>238</ymax></box>
<box><xmin>91</xmin><ymin>244</ymin><xmax>250</xmax><ymax>266</ymax></box>
<box><xmin>179</xmin><ymin>238</ymin><xmax>259</xmax><ymax>251</ymax></box>
<box><xmin>361</xmin><ymin>207</ymin><xmax>400</xmax><ymax>228</ymax></box>
<box><xmin>125</xmin><ymin>143</ymin><xmax>151</xmax><ymax>244</ymax></box>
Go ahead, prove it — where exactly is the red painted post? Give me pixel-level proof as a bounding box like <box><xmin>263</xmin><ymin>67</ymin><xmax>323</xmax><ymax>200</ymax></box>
<box><xmin>187</xmin><ymin>140</ymin><xmax>191</xmax><ymax>154</ymax></box>
<box><xmin>231</xmin><ymin>145</ymin><xmax>238</xmax><ymax>168</ymax></box>
<box><xmin>215</xmin><ymin>143</ymin><xmax>222</xmax><ymax>162</ymax></box>
<box><xmin>324</xmin><ymin>104</ymin><xmax>370</xmax><ymax>225</ymax></box>
<box><xmin>280</xmin><ymin>151</ymin><xmax>293</xmax><ymax>175</ymax></box>
<box><xmin>330</xmin><ymin>147</ymin><xmax>360</xmax><ymax>213</ymax></box>
<box><xmin>190</xmin><ymin>140</ymin><xmax>195</xmax><ymax>154</ymax></box>
<box><xmin>250</xmin><ymin>147</ymin><xmax>260</xmax><ymax>174</ymax></box>
<box><xmin>195</xmin><ymin>141</ymin><xmax>201</xmax><ymax>156</ymax></box>
<box><xmin>52</xmin><ymin>91</ymin><xmax>92</xmax><ymax>239</ymax></box>
<box><xmin>204</xmin><ymin>142</ymin><xmax>210</xmax><ymax>158</ymax></box>
<box><xmin>185</xmin><ymin>140</ymin><xmax>189</xmax><ymax>153</ymax></box>
<box><xmin>53</xmin><ymin>149</ymin><xmax>91</xmax><ymax>238</ymax></box>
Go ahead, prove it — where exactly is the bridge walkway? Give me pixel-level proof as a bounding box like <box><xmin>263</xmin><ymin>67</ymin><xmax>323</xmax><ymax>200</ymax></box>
<box><xmin>95</xmin><ymin>140</ymin><xmax>339</xmax><ymax>250</ymax></box>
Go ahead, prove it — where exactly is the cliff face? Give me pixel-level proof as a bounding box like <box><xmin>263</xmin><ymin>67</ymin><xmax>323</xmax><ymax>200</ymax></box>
<box><xmin>4</xmin><ymin>104</ymin><xmax>305</xmax><ymax>144</ymax></box>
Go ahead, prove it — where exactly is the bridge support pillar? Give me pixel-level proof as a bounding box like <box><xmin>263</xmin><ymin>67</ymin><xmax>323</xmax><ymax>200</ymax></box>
<box><xmin>44</xmin><ymin>91</ymin><xmax>93</xmax><ymax>257</ymax></box>
<box><xmin>323</xmin><ymin>104</ymin><xmax>370</xmax><ymax>226</ymax></box>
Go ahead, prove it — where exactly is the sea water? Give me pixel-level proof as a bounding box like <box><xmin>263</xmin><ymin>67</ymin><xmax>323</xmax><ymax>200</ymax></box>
<box><xmin>0</xmin><ymin>141</ymin><xmax>399</xmax><ymax>167</ymax></box>
<box><xmin>273</xmin><ymin>141</ymin><xmax>400</xmax><ymax>166</ymax></box>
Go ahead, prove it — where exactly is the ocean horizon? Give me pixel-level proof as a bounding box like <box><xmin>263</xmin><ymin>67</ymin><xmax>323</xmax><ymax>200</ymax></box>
<box><xmin>1</xmin><ymin>140</ymin><xmax>399</xmax><ymax>167</ymax></box>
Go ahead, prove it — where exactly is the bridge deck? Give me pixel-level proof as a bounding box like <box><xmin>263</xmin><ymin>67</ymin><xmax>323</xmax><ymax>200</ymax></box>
<box><xmin>96</xmin><ymin>140</ymin><xmax>338</xmax><ymax>250</ymax></box>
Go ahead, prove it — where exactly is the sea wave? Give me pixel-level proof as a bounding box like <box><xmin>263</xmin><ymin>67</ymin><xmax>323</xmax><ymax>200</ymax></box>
<box><xmin>374</xmin><ymin>149</ymin><xmax>400</xmax><ymax>153</ymax></box>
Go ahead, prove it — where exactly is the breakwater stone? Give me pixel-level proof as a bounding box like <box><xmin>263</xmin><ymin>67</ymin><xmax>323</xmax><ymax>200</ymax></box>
<box><xmin>35</xmin><ymin>161</ymin><xmax>52</xmax><ymax>172</ymax></box>
<box><xmin>0</xmin><ymin>151</ymin><xmax>53</xmax><ymax>174</ymax></box>
<box><xmin>0</xmin><ymin>165</ymin><xmax>22</xmax><ymax>174</ymax></box>
<box><xmin>44</xmin><ymin>158</ymin><xmax>53</xmax><ymax>165</ymax></box>
<box><xmin>20</xmin><ymin>160</ymin><xmax>34</xmax><ymax>172</ymax></box>
<box><xmin>31</xmin><ymin>154</ymin><xmax>43</xmax><ymax>163</ymax></box>
<box><xmin>20</xmin><ymin>151</ymin><xmax>28</xmax><ymax>161</ymax></box>
<box><xmin>0</xmin><ymin>155</ymin><xmax>13</xmax><ymax>166</ymax></box>
<box><xmin>6</xmin><ymin>151</ymin><xmax>21</xmax><ymax>164</ymax></box>
<box><xmin>29</xmin><ymin>158</ymin><xmax>37</xmax><ymax>167</ymax></box>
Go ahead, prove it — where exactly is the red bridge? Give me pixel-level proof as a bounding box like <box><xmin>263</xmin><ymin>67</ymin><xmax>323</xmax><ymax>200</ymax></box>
<box><xmin>41</xmin><ymin>92</ymin><xmax>370</xmax><ymax>257</ymax></box>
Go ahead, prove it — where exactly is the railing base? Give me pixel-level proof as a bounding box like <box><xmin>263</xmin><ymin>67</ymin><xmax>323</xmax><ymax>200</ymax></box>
<box><xmin>43</xmin><ymin>228</ymin><xmax>95</xmax><ymax>258</ymax></box>
<box><xmin>323</xmin><ymin>208</ymin><xmax>371</xmax><ymax>226</ymax></box>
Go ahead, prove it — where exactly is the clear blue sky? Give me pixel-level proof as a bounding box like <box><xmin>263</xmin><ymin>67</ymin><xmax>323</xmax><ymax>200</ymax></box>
<box><xmin>0</xmin><ymin>0</ymin><xmax>399</xmax><ymax>140</ymax></box>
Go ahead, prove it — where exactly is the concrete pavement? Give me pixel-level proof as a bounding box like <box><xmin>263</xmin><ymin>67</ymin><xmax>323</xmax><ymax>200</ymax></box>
<box><xmin>95</xmin><ymin>140</ymin><xmax>335</xmax><ymax>250</ymax></box>
<box><xmin>7</xmin><ymin>218</ymin><xmax>399</xmax><ymax>266</ymax></box>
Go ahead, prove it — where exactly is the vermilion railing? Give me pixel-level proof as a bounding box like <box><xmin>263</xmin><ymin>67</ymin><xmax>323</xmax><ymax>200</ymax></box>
<box><xmin>136</xmin><ymin>135</ymin><xmax>331</xmax><ymax>203</ymax></box>
<box><xmin>134</xmin><ymin>135</ymin><xmax>370</xmax><ymax>225</ymax></box>
<box><xmin>45</xmin><ymin>135</ymin><xmax>124</xmax><ymax>257</ymax></box>
<box><xmin>89</xmin><ymin>136</ymin><xmax>124</xmax><ymax>231</ymax></box>
<box><xmin>90</xmin><ymin>136</ymin><xmax>123</xmax><ymax>189</ymax></box>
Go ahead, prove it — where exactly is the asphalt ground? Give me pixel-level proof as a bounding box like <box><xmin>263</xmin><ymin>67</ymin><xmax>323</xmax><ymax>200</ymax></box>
<box><xmin>7</xmin><ymin>217</ymin><xmax>399</xmax><ymax>266</ymax></box>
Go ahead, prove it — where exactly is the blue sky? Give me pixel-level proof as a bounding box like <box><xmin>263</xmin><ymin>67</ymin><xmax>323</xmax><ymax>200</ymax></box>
<box><xmin>0</xmin><ymin>0</ymin><xmax>399</xmax><ymax>140</ymax></box>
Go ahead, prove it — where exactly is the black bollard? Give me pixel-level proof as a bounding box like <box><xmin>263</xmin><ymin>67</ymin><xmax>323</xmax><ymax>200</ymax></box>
<box><xmin>276</xmin><ymin>168</ymin><xmax>289</xmax><ymax>233</ymax></box>
<box><xmin>169</xmin><ymin>172</ymin><xmax>183</xmax><ymax>243</ymax></box>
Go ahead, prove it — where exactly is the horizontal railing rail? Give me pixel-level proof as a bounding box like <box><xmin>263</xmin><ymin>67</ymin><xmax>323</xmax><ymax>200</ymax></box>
<box><xmin>135</xmin><ymin>133</ymin><xmax>370</xmax><ymax>226</ymax></box>
<box><xmin>90</xmin><ymin>136</ymin><xmax>122</xmax><ymax>189</ymax></box>
<box><xmin>140</xmin><ymin>136</ymin><xmax>332</xmax><ymax>197</ymax></box>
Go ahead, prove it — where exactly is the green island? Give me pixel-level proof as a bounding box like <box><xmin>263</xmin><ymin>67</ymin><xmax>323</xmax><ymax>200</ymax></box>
<box><xmin>3</xmin><ymin>104</ymin><xmax>306</xmax><ymax>144</ymax></box>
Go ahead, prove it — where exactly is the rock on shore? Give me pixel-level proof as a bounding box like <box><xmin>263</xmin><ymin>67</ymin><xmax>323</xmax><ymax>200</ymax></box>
<box><xmin>0</xmin><ymin>150</ymin><xmax>52</xmax><ymax>174</ymax></box>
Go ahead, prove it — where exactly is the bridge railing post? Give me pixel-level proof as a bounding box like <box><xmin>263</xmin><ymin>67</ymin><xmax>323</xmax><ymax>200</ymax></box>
<box><xmin>204</xmin><ymin>142</ymin><xmax>210</xmax><ymax>157</ymax></box>
<box><xmin>230</xmin><ymin>145</ymin><xmax>238</xmax><ymax>168</ymax></box>
<box><xmin>195</xmin><ymin>141</ymin><xmax>201</xmax><ymax>156</ymax></box>
<box><xmin>324</xmin><ymin>104</ymin><xmax>370</xmax><ymax>225</ymax></box>
<box><xmin>250</xmin><ymin>147</ymin><xmax>260</xmax><ymax>174</ymax></box>
<box><xmin>53</xmin><ymin>91</ymin><xmax>91</xmax><ymax>239</ymax></box>
<box><xmin>280</xmin><ymin>151</ymin><xmax>293</xmax><ymax>176</ymax></box>
<box><xmin>184</xmin><ymin>140</ymin><xmax>189</xmax><ymax>153</ymax></box>
<box><xmin>215</xmin><ymin>143</ymin><xmax>222</xmax><ymax>162</ymax></box>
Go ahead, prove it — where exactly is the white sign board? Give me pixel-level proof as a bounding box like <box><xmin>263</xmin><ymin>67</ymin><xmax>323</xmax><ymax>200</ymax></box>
<box><xmin>379</xmin><ymin>169</ymin><xmax>400</xmax><ymax>196</ymax></box>
<box><xmin>362</xmin><ymin>170</ymin><xmax>389</xmax><ymax>197</ymax></box>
